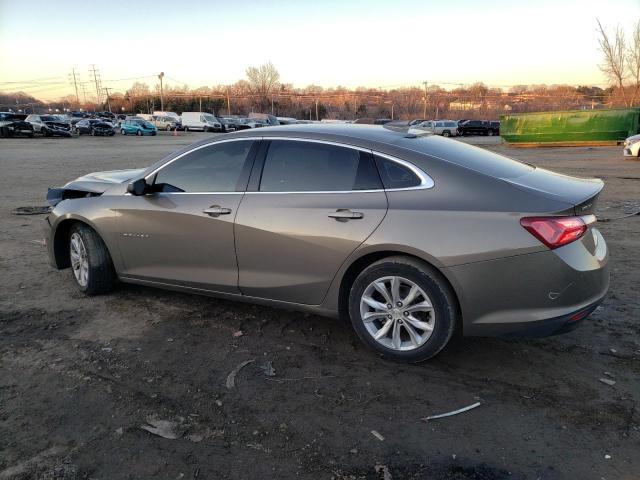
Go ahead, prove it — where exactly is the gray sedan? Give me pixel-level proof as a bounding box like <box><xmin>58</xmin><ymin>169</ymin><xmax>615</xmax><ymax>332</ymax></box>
<box><xmin>45</xmin><ymin>124</ymin><xmax>609</xmax><ymax>362</ymax></box>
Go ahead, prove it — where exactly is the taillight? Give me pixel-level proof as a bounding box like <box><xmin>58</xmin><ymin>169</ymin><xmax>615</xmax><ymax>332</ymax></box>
<box><xmin>520</xmin><ymin>215</ymin><xmax>595</xmax><ymax>249</ymax></box>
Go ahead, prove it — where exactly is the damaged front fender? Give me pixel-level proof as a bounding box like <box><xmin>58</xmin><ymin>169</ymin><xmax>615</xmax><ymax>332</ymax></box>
<box><xmin>46</xmin><ymin>168</ymin><xmax>145</xmax><ymax>206</ymax></box>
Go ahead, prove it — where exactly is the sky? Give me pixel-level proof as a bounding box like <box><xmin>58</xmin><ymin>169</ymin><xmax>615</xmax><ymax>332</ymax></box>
<box><xmin>0</xmin><ymin>0</ymin><xmax>638</xmax><ymax>101</ymax></box>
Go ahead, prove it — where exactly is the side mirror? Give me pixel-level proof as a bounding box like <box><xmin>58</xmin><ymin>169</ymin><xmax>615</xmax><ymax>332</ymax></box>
<box><xmin>127</xmin><ymin>178</ymin><xmax>148</xmax><ymax>196</ymax></box>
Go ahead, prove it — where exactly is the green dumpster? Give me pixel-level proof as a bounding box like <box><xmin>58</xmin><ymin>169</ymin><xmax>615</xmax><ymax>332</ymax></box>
<box><xmin>500</xmin><ymin>108</ymin><xmax>640</xmax><ymax>146</ymax></box>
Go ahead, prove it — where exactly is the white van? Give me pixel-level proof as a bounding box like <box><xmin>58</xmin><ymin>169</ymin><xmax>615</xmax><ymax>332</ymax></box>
<box><xmin>181</xmin><ymin>112</ymin><xmax>222</xmax><ymax>132</ymax></box>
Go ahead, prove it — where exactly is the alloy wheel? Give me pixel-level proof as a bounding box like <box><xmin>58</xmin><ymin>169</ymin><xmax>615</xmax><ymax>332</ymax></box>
<box><xmin>359</xmin><ymin>276</ymin><xmax>435</xmax><ymax>351</ymax></box>
<box><xmin>70</xmin><ymin>232</ymin><xmax>89</xmax><ymax>287</ymax></box>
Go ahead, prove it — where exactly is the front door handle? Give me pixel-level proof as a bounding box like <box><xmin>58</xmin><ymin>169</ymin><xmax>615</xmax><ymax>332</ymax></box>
<box><xmin>328</xmin><ymin>209</ymin><xmax>364</xmax><ymax>221</ymax></box>
<box><xmin>203</xmin><ymin>205</ymin><xmax>232</xmax><ymax>217</ymax></box>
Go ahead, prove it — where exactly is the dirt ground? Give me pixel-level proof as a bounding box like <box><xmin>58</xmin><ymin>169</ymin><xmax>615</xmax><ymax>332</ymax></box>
<box><xmin>1</xmin><ymin>132</ymin><xmax>639</xmax><ymax>480</ymax></box>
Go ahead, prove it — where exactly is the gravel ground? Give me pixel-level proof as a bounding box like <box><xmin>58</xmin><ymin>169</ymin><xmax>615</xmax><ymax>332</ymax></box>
<box><xmin>1</xmin><ymin>132</ymin><xmax>639</xmax><ymax>480</ymax></box>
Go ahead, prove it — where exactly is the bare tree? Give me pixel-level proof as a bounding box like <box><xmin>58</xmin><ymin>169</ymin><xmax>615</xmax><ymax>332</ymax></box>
<box><xmin>597</xmin><ymin>19</ymin><xmax>628</xmax><ymax>105</ymax></box>
<box><xmin>245</xmin><ymin>62</ymin><xmax>280</xmax><ymax>109</ymax></box>
<box><xmin>626</xmin><ymin>21</ymin><xmax>640</xmax><ymax>105</ymax></box>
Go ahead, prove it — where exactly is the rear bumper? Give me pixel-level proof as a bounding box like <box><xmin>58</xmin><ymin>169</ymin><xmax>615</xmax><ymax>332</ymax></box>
<box><xmin>495</xmin><ymin>297</ymin><xmax>604</xmax><ymax>338</ymax></box>
<box><xmin>446</xmin><ymin>227</ymin><xmax>609</xmax><ymax>338</ymax></box>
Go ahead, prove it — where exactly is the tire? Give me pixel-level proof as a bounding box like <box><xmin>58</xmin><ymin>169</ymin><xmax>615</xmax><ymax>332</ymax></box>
<box><xmin>487</xmin><ymin>130</ymin><xmax>494</xmax><ymax>136</ymax></box>
<box><xmin>91</xmin><ymin>128</ymin><xmax>96</xmax><ymax>136</ymax></box>
<box><xmin>166</xmin><ymin>125</ymin><xmax>171</xmax><ymax>131</ymax></box>
<box><xmin>136</xmin><ymin>129</ymin><xmax>142</xmax><ymax>136</ymax></box>
<box><xmin>184</xmin><ymin>126</ymin><xmax>189</xmax><ymax>132</ymax></box>
<box><xmin>68</xmin><ymin>223</ymin><xmax>117</xmax><ymax>295</ymax></box>
<box><xmin>348</xmin><ymin>256</ymin><xmax>458</xmax><ymax>362</ymax></box>
<box><xmin>442</xmin><ymin>130</ymin><xmax>450</xmax><ymax>137</ymax></box>
<box><xmin>121</xmin><ymin>129</ymin><xmax>126</xmax><ymax>135</ymax></box>
<box><xmin>42</xmin><ymin>127</ymin><xmax>50</xmax><ymax>137</ymax></box>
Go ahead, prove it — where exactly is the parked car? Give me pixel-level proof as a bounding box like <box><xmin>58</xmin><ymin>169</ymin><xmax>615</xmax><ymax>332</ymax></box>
<box><xmin>151</xmin><ymin>115</ymin><xmax>181</xmax><ymax>131</ymax></box>
<box><xmin>457</xmin><ymin>120</ymin><xmax>495</xmax><ymax>136</ymax></box>
<box><xmin>231</xmin><ymin>118</ymin><xmax>254</xmax><ymax>130</ymax></box>
<box><xmin>45</xmin><ymin>124</ymin><xmax>608</xmax><ymax>362</ymax></box>
<box><xmin>181</xmin><ymin>112</ymin><xmax>222</xmax><ymax>132</ymax></box>
<box><xmin>75</xmin><ymin>119</ymin><xmax>116</xmax><ymax>136</ymax></box>
<box><xmin>623</xmin><ymin>133</ymin><xmax>640</xmax><ymax>157</ymax></box>
<box><xmin>374</xmin><ymin>118</ymin><xmax>393</xmax><ymax>125</ymax></box>
<box><xmin>408</xmin><ymin>119</ymin><xmax>428</xmax><ymax>126</ymax></box>
<box><xmin>414</xmin><ymin>120</ymin><xmax>459</xmax><ymax>137</ymax></box>
<box><xmin>153</xmin><ymin>111</ymin><xmax>181</xmax><ymax>123</ymax></box>
<box><xmin>25</xmin><ymin>114</ymin><xmax>72</xmax><ymax>137</ymax></box>
<box><xmin>0</xmin><ymin>112</ymin><xmax>35</xmax><ymax>137</ymax></box>
<box><xmin>95</xmin><ymin>111</ymin><xmax>116</xmax><ymax>120</ymax></box>
<box><xmin>120</xmin><ymin>118</ymin><xmax>157</xmax><ymax>136</ymax></box>
<box><xmin>489</xmin><ymin>121</ymin><xmax>500</xmax><ymax>135</ymax></box>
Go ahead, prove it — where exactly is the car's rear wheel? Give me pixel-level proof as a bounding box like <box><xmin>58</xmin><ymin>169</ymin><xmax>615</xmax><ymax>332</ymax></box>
<box><xmin>121</xmin><ymin>129</ymin><xmax>126</xmax><ymax>135</ymax></box>
<box><xmin>348</xmin><ymin>256</ymin><xmax>457</xmax><ymax>362</ymax></box>
<box><xmin>42</xmin><ymin>127</ymin><xmax>50</xmax><ymax>137</ymax></box>
<box><xmin>69</xmin><ymin>223</ymin><xmax>117</xmax><ymax>295</ymax></box>
<box><xmin>184</xmin><ymin>126</ymin><xmax>189</xmax><ymax>132</ymax></box>
<box><xmin>166</xmin><ymin>125</ymin><xmax>171</xmax><ymax>131</ymax></box>
<box><xmin>442</xmin><ymin>130</ymin><xmax>451</xmax><ymax>137</ymax></box>
<box><xmin>487</xmin><ymin>130</ymin><xmax>494</xmax><ymax>136</ymax></box>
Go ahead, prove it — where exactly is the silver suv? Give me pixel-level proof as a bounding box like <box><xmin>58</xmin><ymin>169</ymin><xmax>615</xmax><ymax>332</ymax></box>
<box><xmin>413</xmin><ymin>120</ymin><xmax>459</xmax><ymax>137</ymax></box>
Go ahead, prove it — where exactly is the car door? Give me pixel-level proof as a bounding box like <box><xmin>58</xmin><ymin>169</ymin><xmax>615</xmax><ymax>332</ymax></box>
<box><xmin>234</xmin><ymin>139</ymin><xmax>388</xmax><ymax>304</ymax></box>
<box><xmin>116</xmin><ymin>139</ymin><xmax>258</xmax><ymax>292</ymax></box>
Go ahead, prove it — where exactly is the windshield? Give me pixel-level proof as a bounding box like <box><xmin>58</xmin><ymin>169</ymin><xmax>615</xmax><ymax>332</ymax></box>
<box><xmin>41</xmin><ymin>115</ymin><xmax>58</xmax><ymax>121</ymax></box>
<box><xmin>203</xmin><ymin>113</ymin><xmax>217</xmax><ymax>122</ymax></box>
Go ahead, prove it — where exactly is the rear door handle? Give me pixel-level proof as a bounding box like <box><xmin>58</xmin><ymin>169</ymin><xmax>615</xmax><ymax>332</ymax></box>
<box><xmin>203</xmin><ymin>206</ymin><xmax>232</xmax><ymax>217</ymax></box>
<box><xmin>328</xmin><ymin>209</ymin><xmax>364</xmax><ymax>221</ymax></box>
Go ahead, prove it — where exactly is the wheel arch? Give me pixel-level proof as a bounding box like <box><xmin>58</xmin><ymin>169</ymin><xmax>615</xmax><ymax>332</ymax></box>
<box><xmin>51</xmin><ymin>215</ymin><xmax>108</xmax><ymax>269</ymax></box>
<box><xmin>334</xmin><ymin>248</ymin><xmax>463</xmax><ymax>331</ymax></box>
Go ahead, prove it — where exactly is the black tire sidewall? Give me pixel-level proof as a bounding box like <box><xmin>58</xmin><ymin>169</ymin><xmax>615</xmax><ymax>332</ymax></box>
<box><xmin>348</xmin><ymin>259</ymin><xmax>456</xmax><ymax>362</ymax></box>
<box><xmin>69</xmin><ymin>224</ymin><xmax>116</xmax><ymax>295</ymax></box>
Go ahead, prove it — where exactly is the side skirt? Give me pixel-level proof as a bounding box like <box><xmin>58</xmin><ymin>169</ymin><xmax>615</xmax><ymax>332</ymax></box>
<box><xmin>118</xmin><ymin>275</ymin><xmax>339</xmax><ymax>319</ymax></box>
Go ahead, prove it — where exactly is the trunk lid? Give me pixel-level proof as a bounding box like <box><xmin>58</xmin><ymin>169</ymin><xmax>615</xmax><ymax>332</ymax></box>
<box><xmin>504</xmin><ymin>167</ymin><xmax>603</xmax><ymax>214</ymax></box>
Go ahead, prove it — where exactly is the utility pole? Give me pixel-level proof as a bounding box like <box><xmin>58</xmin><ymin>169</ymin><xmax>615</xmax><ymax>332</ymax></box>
<box><xmin>422</xmin><ymin>80</ymin><xmax>428</xmax><ymax>118</ymax></box>
<box><xmin>80</xmin><ymin>83</ymin><xmax>89</xmax><ymax>105</ymax></box>
<box><xmin>227</xmin><ymin>88</ymin><xmax>231</xmax><ymax>116</ymax></box>
<box><xmin>103</xmin><ymin>87</ymin><xmax>112</xmax><ymax>112</ymax></box>
<box><xmin>69</xmin><ymin>68</ymin><xmax>80</xmax><ymax>104</ymax></box>
<box><xmin>315</xmin><ymin>99</ymin><xmax>319</xmax><ymax>121</ymax></box>
<box><xmin>158</xmin><ymin>72</ymin><xmax>165</xmax><ymax>111</ymax></box>
<box><xmin>89</xmin><ymin>65</ymin><xmax>102</xmax><ymax>104</ymax></box>
<box><xmin>199</xmin><ymin>97</ymin><xmax>202</xmax><ymax>113</ymax></box>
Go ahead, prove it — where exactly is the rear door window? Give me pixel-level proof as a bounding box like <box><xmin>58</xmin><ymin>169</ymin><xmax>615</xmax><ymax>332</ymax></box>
<box><xmin>259</xmin><ymin>140</ymin><xmax>382</xmax><ymax>192</ymax></box>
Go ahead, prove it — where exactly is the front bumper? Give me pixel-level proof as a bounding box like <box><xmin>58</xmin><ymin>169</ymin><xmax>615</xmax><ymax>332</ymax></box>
<box><xmin>623</xmin><ymin>142</ymin><xmax>639</xmax><ymax>156</ymax></box>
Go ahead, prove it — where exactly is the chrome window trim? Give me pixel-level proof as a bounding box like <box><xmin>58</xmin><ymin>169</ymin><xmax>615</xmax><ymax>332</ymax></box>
<box><xmin>142</xmin><ymin>135</ymin><xmax>435</xmax><ymax>195</ymax></box>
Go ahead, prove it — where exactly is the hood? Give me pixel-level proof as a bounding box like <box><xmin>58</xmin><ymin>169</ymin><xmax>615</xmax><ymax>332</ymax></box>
<box><xmin>47</xmin><ymin>168</ymin><xmax>145</xmax><ymax>206</ymax></box>
<box><xmin>503</xmin><ymin>167</ymin><xmax>604</xmax><ymax>214</ymax></box>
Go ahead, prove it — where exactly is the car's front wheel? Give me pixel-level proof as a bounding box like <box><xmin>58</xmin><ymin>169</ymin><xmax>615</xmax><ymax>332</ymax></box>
<box><xmin>121</xmin><ymin>129</ymin><xmax>126</xmax><ymax>135</ymax></box>
<box><xmin>69</xmin><ymin>223</ymin><xmax>116</xmax><ymax>295</ymax></box>
<box><xmin>348</xmin><ymin>256</ymin><xmax>457</xmax><ymax>362</ymax></box>
<box><xmin>136</xmin><ymin>129</ymin><xmax>142</xmax><ymax>136</ymax></box>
